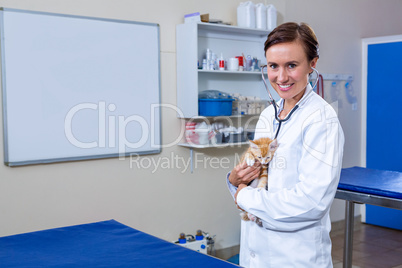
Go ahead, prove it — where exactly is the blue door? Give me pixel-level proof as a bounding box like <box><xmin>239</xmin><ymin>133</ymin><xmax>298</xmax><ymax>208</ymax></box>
<box><xmin>366</xmin><ymin>40</ymin><xmax>402</xmax><ymax>230</ymax></box>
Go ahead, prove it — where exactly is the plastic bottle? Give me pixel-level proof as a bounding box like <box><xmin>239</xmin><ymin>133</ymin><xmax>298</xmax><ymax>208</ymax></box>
<box><xmin>252</xmin><ymin>57</ymin><xmax>259</xmax><ymax>71</ymax></box>
<box><xmin>245</xmin><ymin>55</ymin><xmax>252</xmax><ymax>71</ymax></box>
<box><xmin>219</xmin><ymin>53</ymin><xmax>225</xmax><ymax>70</ymax></box>
<box><xmin>206</xmin><ymin>48</ymin><xmax>212</xmax><ymax>70</ymax></box>
<box><xmin>206</xmin><ymin>48</ymin><xmax>212</xmax><ymax>61</ymax></box>
<box><xmin>237</xmin><ymin>1</ymin><xmax>256</xmax><ymax>28</ymax></box>
<box><xmin>202</xmin><ymin>59</ymin><xmax>207</xmax><ymax>70</ymax></box>
<box><xmin>255</xmin><ymin>3</ymin><xmax>267</xmax><ymax>30</ymax></box>
<box><xmin>196</xmin><ymin>230</ymin><xmax>204</xmax><ymax>240</ymax></box>
<box><xmin>211</xmin><ymin>52</ymin><xmax>217</xmax><ymax>70</ymax></box>
<box><xmin>345</xmin><ymin>81</ymin><xmax>358</xmax><ymax>111</ymax></box>
<box><xmin>179</xmin><ymin>233</ymin><xmax>186</xmax><ymax>244</ymax></box>
<box><xmin>331</xmin><ymin>81</ymin><xmax>343</xmax><ymax>108</ymax></box>
<box><xmin>237</xmin><ymin>2</ymin><xmax>246</xmax><ymax>27</ymax></box>
<box><xmin>267</xmin><ymin>4</ymin><xmax>277</xmax><ymax>31</ymax></box>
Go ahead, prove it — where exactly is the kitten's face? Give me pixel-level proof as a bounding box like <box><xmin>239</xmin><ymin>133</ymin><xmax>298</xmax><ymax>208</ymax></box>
<box><xmin>250</xmin><ymin>147</ymin><xmax>273</xmax><ymax>165</ymax></box>
<box><xmin>249</xmin><ymin>138</ymin><xmax>278</xmax><ymax>165</ymax></box>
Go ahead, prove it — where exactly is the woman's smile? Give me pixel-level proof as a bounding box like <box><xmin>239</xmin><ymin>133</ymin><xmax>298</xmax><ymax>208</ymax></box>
<box><xmin>277</xmin><ymin>83</ymin><xmax>294</xmax><ymax>91</ymax></box>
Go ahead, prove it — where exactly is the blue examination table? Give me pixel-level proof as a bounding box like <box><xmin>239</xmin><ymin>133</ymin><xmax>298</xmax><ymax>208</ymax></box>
<box><xmin>1</xmin><ymin>167</ymin><xmax>400</xmax><ymax>268</ymax></box>
<box><xmin>335</xmin><ymin>166</ymin><xmax>402</xmax><ymax>268</ymax></box>
<box><xmin>0</xmin><ymin>219</ymin><xmax>239</xmax><ymax>267</ymax></box>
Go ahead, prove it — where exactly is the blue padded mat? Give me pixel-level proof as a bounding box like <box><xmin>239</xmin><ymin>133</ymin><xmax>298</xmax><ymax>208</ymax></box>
<box><xmin>0</xmin><ymin>220</ymin><xmax>238</xmax><ymax>267</ymax></box>
<box><xmin>338</xmin><ymin>166</ymin><xmax>402</xmax><ymax>199</ymax></box>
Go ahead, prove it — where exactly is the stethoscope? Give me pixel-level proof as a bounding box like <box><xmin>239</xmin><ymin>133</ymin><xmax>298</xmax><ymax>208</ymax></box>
<box><xmin>261</xmin><ymin>65</ymin><xmax>320</xmax><ymax>139</ymax></box>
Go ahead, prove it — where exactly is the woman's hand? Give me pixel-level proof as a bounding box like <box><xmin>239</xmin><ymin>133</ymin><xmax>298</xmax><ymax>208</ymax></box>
<box><xmin>229</xmin><ymin>161</ymin><xmax>261</xmax><ymax>187</ymax></box>
<box><xmin>235</xmin><ymin>183</ymin><xmax>248</xmax><ymax>209</ymax></box>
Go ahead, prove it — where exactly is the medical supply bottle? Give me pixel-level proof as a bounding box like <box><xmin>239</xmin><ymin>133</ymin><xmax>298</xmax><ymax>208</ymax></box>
<box><xmin>219</xmin><ymin>53</ymin><xmax>225</xmax><ymax>70</ymax></box>
<box><xmin>267</xmin><ymin>4</ymin><xmax>277</xmax><ymax>31</ymax></box>
<box><xmin>196</xmin><ymin>230</ymin><xmax>204</xmax><ymax>240</ymax></box>
<box><xmin>237</xmin><ymin>1</ymin><xmax>256</xmax><ymax>28</ymax></box>
<box><xmin>255</xmin><ymin>3</ymin><xmax>267</xmax><ymax>30</ymax></box>
<box><xmin>202</xmin><ymin>59</ymin><xmax>207</xmax><ymax>70</ymax></box>
<box><xmin>206</xmin><ymin>48</ymin><xmax>212</xmax><ymax>70</ymax></box>
<box><xmin>179</xmin><ymin>233</ymin><xmax>186</xmax><ymax>244</ymax></box>
<box><xmin>211</xmin><ymin>52</ymin><xmax>217</xmax><ymax>70</ymax></box>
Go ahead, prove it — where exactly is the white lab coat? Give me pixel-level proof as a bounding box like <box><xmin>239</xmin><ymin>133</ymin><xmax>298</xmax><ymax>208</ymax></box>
<box><xmin>228</xmin><ymin>85</ymin><xmax>344</xmax><ymax>267</ymax></box>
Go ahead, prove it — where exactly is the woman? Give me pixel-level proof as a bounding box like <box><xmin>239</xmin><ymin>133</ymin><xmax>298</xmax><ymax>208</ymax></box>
<box><xmin>227</xmin><ymin>22</ymin><xmax>344</xmax><ymax>267</ymax></box>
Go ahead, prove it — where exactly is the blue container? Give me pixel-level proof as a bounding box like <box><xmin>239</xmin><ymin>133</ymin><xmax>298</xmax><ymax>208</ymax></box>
<box><xmin>198</xmin><ymin>99</ymin><xmax>234</xmax><ymax>116</ymax></box>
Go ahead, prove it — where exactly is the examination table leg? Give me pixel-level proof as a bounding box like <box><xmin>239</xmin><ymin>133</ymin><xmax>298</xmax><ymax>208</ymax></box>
<box><xmin>343</xmin><ymin>200</ymin><xmax>354</xmax><ymax>268</ymax></box>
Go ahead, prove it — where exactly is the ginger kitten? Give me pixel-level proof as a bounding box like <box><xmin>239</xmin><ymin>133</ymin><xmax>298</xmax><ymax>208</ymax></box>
<box><xmin>239</xmin><ymin>137</ymin><xmax>278</xmax><ymax>225</ymax></box>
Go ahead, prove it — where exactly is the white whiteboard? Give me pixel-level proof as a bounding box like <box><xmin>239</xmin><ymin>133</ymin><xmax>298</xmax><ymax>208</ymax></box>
<box><xmin>0</xmin><ymin>8</ymin><xmax>161</xmax><ymax>166</ymax></box>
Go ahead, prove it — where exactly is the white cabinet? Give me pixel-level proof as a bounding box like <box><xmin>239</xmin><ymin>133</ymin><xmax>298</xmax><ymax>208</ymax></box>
<box><xmin>176</xmin><ymin>22</ymin><xmax>270</xmax><ymax>118</ymax></box>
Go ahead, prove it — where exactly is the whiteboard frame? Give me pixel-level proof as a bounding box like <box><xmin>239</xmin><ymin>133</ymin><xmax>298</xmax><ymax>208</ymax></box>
<box><xmin>0</xmin><ymin>8</ymin><xmax>162</xmax><ymax>166</ymax></box>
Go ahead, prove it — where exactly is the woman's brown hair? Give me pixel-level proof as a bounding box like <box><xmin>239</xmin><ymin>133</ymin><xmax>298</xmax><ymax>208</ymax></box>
<box><xmin>264</xmin><ymin>22</ymin><xmax>319</xmax><ymax>62</ymax></box>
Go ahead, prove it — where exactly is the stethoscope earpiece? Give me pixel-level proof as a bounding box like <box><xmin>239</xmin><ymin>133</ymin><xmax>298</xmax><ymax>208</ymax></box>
<box><xmin>310</xmin><ymin>67</ymin><xmax>320</xmax><ymax>89</ymax></box>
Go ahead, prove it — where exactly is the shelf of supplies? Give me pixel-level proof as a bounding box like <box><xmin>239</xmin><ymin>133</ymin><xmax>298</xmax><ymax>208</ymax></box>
<box><xmin>198</xmin><ymin>69</ymin><xmax>261</xmax><ymax>75</ymax></box>
<box><xmin>177</xmin><ymin>22</ymin><xmax>268</xmax><ymax>118</ymax></box>
<box><xmin>178</xmin><ymin>142</ymin><xmax>249</xmax><ymax>148</ymax></box>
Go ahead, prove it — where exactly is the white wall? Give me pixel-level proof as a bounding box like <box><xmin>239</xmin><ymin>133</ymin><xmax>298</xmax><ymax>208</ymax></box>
<box><xmin>1</xmin><ymin>0</ymin><xmax>402</xmax><ymax>251</ymax></box>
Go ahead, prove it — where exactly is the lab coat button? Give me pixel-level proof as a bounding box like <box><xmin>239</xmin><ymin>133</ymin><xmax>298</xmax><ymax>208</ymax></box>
<box><xmin>250</xmin><ymin>252</ymin><xmax>255</xmax><ymax>258</ymax></box>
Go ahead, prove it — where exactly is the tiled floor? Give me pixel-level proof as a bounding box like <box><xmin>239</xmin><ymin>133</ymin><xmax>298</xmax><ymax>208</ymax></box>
<box><xmin>331</xmin><ymin>221</ymin><xmax>402</xmax><ymax>268</ymax></box>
